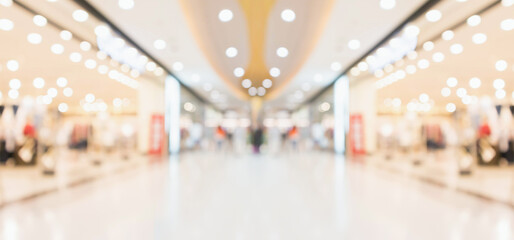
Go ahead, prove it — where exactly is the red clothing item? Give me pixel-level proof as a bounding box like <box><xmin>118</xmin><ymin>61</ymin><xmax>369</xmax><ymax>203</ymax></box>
<box><xmin>23</xmin><ymin>124</ymin><xmax>36</xmax><ymax>138</ymax></box>
<box><xmin>478</xmin><ymin>123</ymin><xmax>491</xmax><ymax>138</ymax></box>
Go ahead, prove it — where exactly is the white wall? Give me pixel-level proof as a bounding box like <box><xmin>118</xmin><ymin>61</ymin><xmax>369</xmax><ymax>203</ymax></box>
<box><xmin>349</xmin><ymin>77</ymin><xmax>377</xmax><ymax>153</ymax></box>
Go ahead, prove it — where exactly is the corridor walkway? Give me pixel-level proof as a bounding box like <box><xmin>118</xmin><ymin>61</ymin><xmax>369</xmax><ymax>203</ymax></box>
<box><xmin>0</xmin><ymin>151</ymin><xmax>513</xmax><ymax>240</ymax></box>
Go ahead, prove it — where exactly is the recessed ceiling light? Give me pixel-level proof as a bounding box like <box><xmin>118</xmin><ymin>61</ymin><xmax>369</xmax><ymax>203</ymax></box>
<box><xmin>72</xmin><ymin>10</ymin><xmax>88</xmax><ymax>22</ymax></box>
<box><xmin>269</xmin><ymin>67</ymin><xmax>280</xmax><ymax>77</ymax></box>
<box><xmin>348</xmin><ymin>39</ymin><xmax>360</xmax><ymax>50</ymax></box>
<box><xmin>496</xmin><ymin>60</ymin><xmax>508</xmax><ymax>71</ymax></box>
<box><xmin>262</xmin><ymin>79</ymin><xmax>272</xmax><ymax>88</ymax></box>
<box><xmin>51</xmin><ymin>44</ymin><xmax>64</xmax><ymax>54</ymax></box>
<box><xmin>6</xmin><ymin>60</ymin><xmax>19</xmax><ymax>71</ymax></box>
<box><xmin>432</xmin><ymin>52</ymin><xmax>445</xmax><ymax>63</ymax></box>
<box><xmin>281</xmin><ymin>9</ymin><xmax>296</xmax><ymax>22</ymax></box>
<box><xmin>94</xmin><ymin>25</ymin><xmax>110</xmax><ymax>37</ymax></box>
<box><xmin>502</xmin><ymin>0</ymin><xmax>514</xmax><ymax>7</ymax></box>
<box><xmin>380</xmin><ymin>0</ymin><xmax>396</xmax><ymax>10</ymax></box>
<box><xmin>501</xmin><ymin>19</ymin><xmax>514</xmax><ymax>31</ymax></box>
<box><xmin>0</xmin><ymin>0</ymin><xmax>13</xmax><ymax>7</ymax></box>
<box><xmin>450</xmin><ymin>43</ymin><xmax>463</xmax><ymax>54</ymax></box>
<box><xmin>47</xmin><ymin>88</ymin><xmax>58</xmax><ymax>98</ymax></box>
<box><xmin>218</xmin><ymin>9</ymin><xmax>233</xmax><ymax>22</ymax></box>
<box><xmin>98</xmin><ymin>65</ymin><xmax>109</xmax><ymax>75</ymax></box>
<box><xmin>350</xmin><ymin>67</ymin><xmax>360</xmax><ymax>76</ymax></box>
<box><xmin>242</xmin><ymin>79</ymin><xmax>252</xmax><ymax>88</ymax></box>
<box><xmin>9</xmin><ymin>78</ymin><xmax>21</xmax><ymax>89</ymax></box>
<box><xmin>447</xmin><ymin>77</ymin><xmax>458</xmax><ymax>87</ymax></box>
<box><xmin>27</xmin><ymin>33</ymin><xmax>42</xmax><ymax>44</ymax></box>
<box><xmin>331</xmin><ymin>62</ymin><xmax>342</xmax><ymax>71</ymax></box>
<box><xmin>60</xmin><ymin>30</ymin><xmax>72</xmax><ymax>41</ymax></box>
<box><xmin>446</xmin><ymin>103</ymin><xmax>456</xmax><ymax>113</ymax></box>
<box><xmin>63</xmin><ymin>87</ymin><xmax>73</xmax><ymax>97</ymax></box>
<box><xmin>131</xmin><ymin>69</ymin><xmax>140</xmax><ymax>78</ymax></box>
<box><xmin>496</xmin><ymin>89</ymin><xmax>506</xmax><ymax>99</ymax></box>
<box><xmin>42</xmin><ymin>96</ymin><xmax>52</xmax><ymax>105</ymax></box>
<box><xmin>456</xmin><ymin>88</ymin><xmax>467</xmax><ymax>98</ymax></box>
<box><xmin>225</xmin><ymin>47</ymin><xmax>238</xmax><ymax>58</ymax></box>
<box><xmin>146</xmin><ymin>62</ymin><xmax>157</xmax><ymax>71</ymax></box>
<box><xmin>404</xmin><ymin>25</ymin><xmax>420</xmax><ymax>37</ymax></box>
<box><xmin>417</xmin><ymin>59</ymin><xmax>430</xmax><ymax>69</ymax></box>
<box><xmin>276</xmin><ymin>47</ymin><xmax>289</xmax><ymax>58</ymax></box>
<box><xmin>441</xmin><ymin>87</ymin><xmax>451</xmax><ymax>97</ymax></box>
<box><xmin>173</xmin><ymin>62</ymin><xmax>184</xmax><ymax>71</ymax></box>
<box><xmin>472</xmin><ymin>33</ymin><xmax>487</xmax><ymax>44</ymax></box>
<box><xmin>494</xmin><ymin>78</ymin><xmax>505</xmax><ymax>89</ymax></box>
<box><xmin>58</xmin><ymin>103</ymin><xmax>69</xmax><ymax>113</ymax></box>
<box><xmin>57</xmin><ymin>77</ymin><xmax>68</xmax><ymax>87</ymax></box>
<box><xmin>423</xmin><ymin>41</ymin><xmax>434</xmax><ymax>51</ymax></box>
<box><xmin>374</xmin><ymin>69</ymin><xmax>384</xmax><ymax>78</ymax></box>
<box><xmin>33</xmin><ymin>15</ymin><xmax>47</xmax><ymax>26</ymax></box>
<box><xmin>8</xmin><ymin>89</ymin><xmax>18</xmax><ymax>99</ymax></box>
<box><xmin>154</xmin><ymin>67</ymin><xmax>164</xmax><ymax>76</ymax></box>
<box><xmin>85</xmin><ymin>93</ymin><xmax>95</xmax><ymax>103</ymax></box>
<box><xmin>257</xmin><ymin>87</ymin><xmax>266</xmax><ymax>96</ymax></box>
<box><xmin>357</xmin><ymin>62</ymin><xmax>368</xmax><ymax>71</ymax></box>
<box><xmin>70</xmin><ymin>52</ymin><xmax>82</xmax><ymax>62</ymax></box>
<box><xmin>426</xmin><ymin>9</ymin><xmax>442</xmax><ymax>22</ymax></box>
<box><xmin>80</xmin><ymin>41</ymin><xmax>91</xmax><ymax>51</ymax></box>
<box><xmin>248</xmin><ymin>87</ymin><xmax>257</xmax><ymax>96</ymax></box>
<box><xmin>153</xmin><ymin>39</ymin><xmax>166</xmax><ymax>50</ymax></box>
<box><xmin>0</xmin><ymin>19</ymin><xmax>14</xmax><ymax>31</ymax></box>
<box><xmin>419</xmin><ymin>93</ymin><xmax>429</xmax><ymax>103</ymax></box>
<box><xmin>467</xmin><ymin>15</ymin><xmax>481</xmax><ymax>26</ymax></box>
<box><xmin>234</xmin><ymin>67</ymin><xmax>245</xmax><ymax>77</ymax></box>
<box><xmin>33</xmin><ymin>77</ymin><xmax>45</xmax><ymax>89</ymax></box>
<box><xmin>469</xmin><ymin>77</ymin><xmax>481</xmax><ymax>88</ymax></box>
<box><xmin>405</xmin><ymin>65</ymin><xmax>416</xmax><ymax>74</ymax></box>
<box><xmin>118</xmin><ymin>0</ymin><xmax>134</xmax><ymax>10</ymax></box>
<box><xmin>442</xmin><ymin>30</ymin><xmax>454</xmax><ymax>40</ymax></box>
<box><xmin>85</xmin><ymin>59</ymin><xmax>97</xmax><ymax>69</ymax></box>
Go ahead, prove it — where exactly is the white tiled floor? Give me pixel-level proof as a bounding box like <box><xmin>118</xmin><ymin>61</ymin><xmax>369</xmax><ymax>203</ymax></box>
<box><xmin>1</xmin><ymin>151</ymin><xmax>514</xmax><ymax>240</ymax></box>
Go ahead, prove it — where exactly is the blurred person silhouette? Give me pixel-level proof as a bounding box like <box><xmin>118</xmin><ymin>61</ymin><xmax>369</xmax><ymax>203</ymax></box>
<box><xmin>251</xmin><ymin>126</ymin><xmax>264</xmax><ymax>154</ymax></box>
<box><xmin>215</xmin><ymin>125</ymin><xmax>226</xmax><ymax>151</ymax></box>
<box><xmin>288</xmin><ymin>125</ymin><xmax>300</xmax><ymax>151</ymax></box>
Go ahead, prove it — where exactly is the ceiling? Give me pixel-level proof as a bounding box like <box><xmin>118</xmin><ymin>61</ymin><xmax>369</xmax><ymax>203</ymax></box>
<box><xmin>82</xmin><ymin>0</ymin><xmax>428</xmax><ymax>111</ymax></box>
<box><xmin>0</xmin><ymin>1</ymin><xmax>142</xmax><ymax>114</ymax></box>
<box><xmin>5</xmin><ymin>0</ymin><xmax>490</xmax><ymax>116</ymax></box>
<box><xmin>357</xmin><ymin>0</ymin><xmax>514</xmax><ymax>114</ymax></box>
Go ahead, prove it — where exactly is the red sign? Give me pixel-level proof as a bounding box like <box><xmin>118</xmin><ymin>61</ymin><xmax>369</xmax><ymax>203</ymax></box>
<box><xmin>149</xmin><ymin>114</ymin><xmax>164</xmax><ymax>155</ymax></box>
<box><xmin>350</xmin><ymin>114</ymin><xmax>365</xmax><ymax>155</ymax></box>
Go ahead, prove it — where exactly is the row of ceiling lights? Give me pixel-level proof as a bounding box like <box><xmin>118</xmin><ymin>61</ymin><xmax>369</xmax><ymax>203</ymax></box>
<box><xmin>112</xmin><ymin>0</ymin><xmax>213</xmax><ymax>105</ymax></box>
<box><xmin>0</xmin><ymin>1</ymin><xmax>141</xmax><ymax>113</ymax></box>
<box><xmin>377</xmin><ymin>0</ymin><xmax>513</xmax><ymax>114</ymax></box>
<box><xmin>288</xmin><ymin>0</ymin><xmax>398</xmax><ymax>106</ymax></box>
<box><xmin>218</xmin><ymin>8</ymin><xmax>297</xmax><ymax>97</ymax></box>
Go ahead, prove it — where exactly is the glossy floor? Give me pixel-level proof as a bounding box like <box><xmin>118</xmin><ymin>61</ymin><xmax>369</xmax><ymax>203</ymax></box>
<box><xmin>0</xmin><ymin>151</ymin><xmax>513</xmax><ymax>240</ymax></box>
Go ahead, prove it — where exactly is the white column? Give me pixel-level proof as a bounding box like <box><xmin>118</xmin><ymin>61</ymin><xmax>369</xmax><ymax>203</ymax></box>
<box><xmin>165</xmin><ymin>75</ymin><xmax>181</xmax><ymax>154</ymax></box>
<box><xmin>334</xmin><ymin>75</ymin><xmax>349</xmax><ymax>154</ymax></box>
<box><xmin>137</xmin><ymin>78</ymin><xmax>165</xmax><ymax>153</ymax></box>
<box><xmin>349</xmin><ymin>77</ymin><xmax>377</xmax><ymax>153</ymax></box>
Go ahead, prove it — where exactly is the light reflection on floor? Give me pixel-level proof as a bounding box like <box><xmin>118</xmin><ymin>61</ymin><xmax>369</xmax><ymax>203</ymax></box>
<box><xmin>0</xmin><ymin>151</ymin><xmax>513</xmax><ymax>239</ymax></box>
